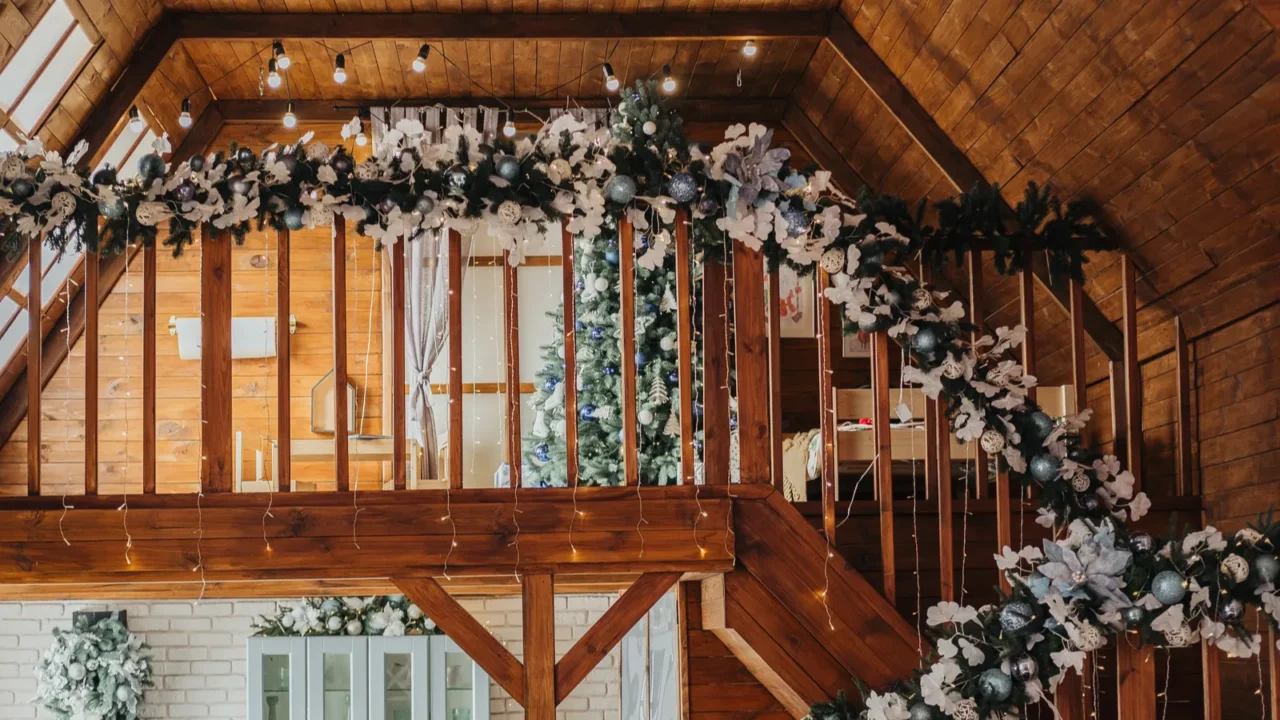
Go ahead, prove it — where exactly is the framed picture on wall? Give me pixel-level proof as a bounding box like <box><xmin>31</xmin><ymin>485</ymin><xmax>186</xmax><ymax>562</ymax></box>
<box><xmin>779</xmin><ymin>265</ymin><xmax>815</xmax><ymax>338</ymax></box>
<box><xmin>842</xmin><ymin>331</ymin><xmax>871</xmax><ymax>358</ymax></box>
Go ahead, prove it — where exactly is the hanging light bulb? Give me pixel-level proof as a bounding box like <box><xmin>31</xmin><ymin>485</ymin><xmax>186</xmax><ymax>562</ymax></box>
<box><xmin>413</xmin><ymin>44</ymin><xmax>430</xmax><ymax>73</ymax></box>
<box><xmin>267</xmin><ymin>59</ymin><xmax>282</xmax><ymax>89</ymax></box>
<box><xmin>603</xmin><ymin>62</ymin><xmax>619</xmax><ymax>92</ymax></box>
<box><xmin>128</xmin><ymin>105</ymin><xmax>145</xmax><ymax>132</ymax></box>
<box><xmin>282</xmin><ymin>102</ymin><xmax>297</xmax><ymax>129</ymax></box>
<box><xmin>356</xmin><ymin>131</ymin><xmax>368</xmax><ymax>147</ymax></box>
<box><xmin>503</xmin><ymin>119</ymin><xmax>516</xmax><ymax>138</ymax></box>
<box><xmin>333</xmin><ymin>53</ymin><xmax>347</xmax><ymax>84</ymax></box>
<box><xmin>178</xmin><ymin>98</ymin><xmax>193</xmax><ymax>128</ymax></box>
<box><xmin>742</xmin><ymin>40</ymin><xmax>757</xmax><ymax>57</ymax></box>
<box><xmin>273</xmin><ymin>41</ymin><xmax>290</xmax><ymax>70</ymax></box>
<box><xmin>661</xmin><ymin>65</ymin><xmax>676</xmax><ymax>93</ymax></box>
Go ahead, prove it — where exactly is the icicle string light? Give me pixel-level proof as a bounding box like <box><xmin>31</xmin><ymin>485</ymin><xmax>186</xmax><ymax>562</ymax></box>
<box><xmin>117</xmin><ymin>234</ymin><xmax>134</xmax><ymax>566</ymax></box>
<box><xmin>261</xmin><ymin>226</ymin><xmax>275</xmax><ymax>550</ymax></box>
<box><xmin>904</xmin><ymin>348</ymin><xmax>922</xmax><ymax>662</ymax></box>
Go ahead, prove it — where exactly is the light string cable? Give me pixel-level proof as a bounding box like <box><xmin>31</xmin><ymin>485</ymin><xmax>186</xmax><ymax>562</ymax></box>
<box><xmin>690</xmin><ymin>217</ymin><xmax>707</xmax><ymax>559</ymax></box>
<box><xmin>60</xmin><ymin>245</ymin><xmax>75</xmax><ymax>545</ymax></box>
<box><xmin>438</xmin><ymin>228</ymin><xmax>458</xmax><ymax>578</ymax></box>
<box><xmin>903</xmin><ymin>346</ymin><xmax>922</xmax><ymax>660</ymax></box>
<box><xmin>505</xmin><ymin>232</ymin><xmax>522</xmax><ymax>582</ymax></box>
<box><xmin>721</xmin><ymin>229</ymin><xmax>735</xmax><ymax>563</ymax></box>
<box><xmin>261</xmin><ymin>218</ymin><xmax>274</xmax><ymax>549</ymax></box>
<box><xmin>1258</xmin><ymin>607</ymin><xmax>1268</xmax><ymax>719</ymax></box>
<box><xmin>118</xmin><ymin>219</ymin><xmax>134</xmax><ymax>565</ymax></box>
<box><xmin>1159</xmin><ymin>647</ymin><xmax>1172</xmax><ymax>720</ymax></box>
<box><xmin>960</xmin><ymin>442</ymin><xmax>971</xmax><ymax>604</ymax></box>
<box><xmin>350</xmin><ymin>222</ymin><xmax>379</xmax><ymax>548</ymax></box>
<box><xmin>193</xmin><ymin>226</ymin><xmax>206</xmax><ymax>602</ymax></box>
<box><xmin>632</xmin><ymin>209</ymin><xmax>655</xmax><ymax>559</ymax></box>
<box><xmin>568</xmin><ymin>229</ymin><xmax>582</xmax><ymax>555</ymax></box>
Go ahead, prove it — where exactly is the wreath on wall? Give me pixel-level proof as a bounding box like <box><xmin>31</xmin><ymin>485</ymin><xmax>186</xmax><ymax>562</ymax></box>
<box><xmin>252</xmin><ymin>595</ymin><xmax>445</xmax><ymax>637</ymax></box>
<box><xmin>33</xmin><ymin>614</ymin><xmax>153</xmax><ymax>720</ymax></box>
<box><xmin>3</xmin><ymin>82</ymin><xmax>1277</xmax><ymax>719</ymax></box>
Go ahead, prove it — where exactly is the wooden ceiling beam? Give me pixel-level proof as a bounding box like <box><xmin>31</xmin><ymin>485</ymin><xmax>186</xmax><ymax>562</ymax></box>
<box><xmin>824</xmin><ymin>13</ymin><xmax>1124</xmax><ymax>362</ymax></box>
<box><xmin>781</xmin><ymin>103</ymin><xmax>865</xmax><ymax>195</ymax></box>
<box><xmin>172</xmin><ymin>11</ymin><xmax>829</xmax><ymax>40</ymax></box>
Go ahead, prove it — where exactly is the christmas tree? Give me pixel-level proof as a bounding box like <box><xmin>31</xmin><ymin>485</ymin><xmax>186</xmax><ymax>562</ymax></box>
<box><xmin>522</xmin><ymin>81</ymin><xmax>689</xmax><ymax>486</ymax></box>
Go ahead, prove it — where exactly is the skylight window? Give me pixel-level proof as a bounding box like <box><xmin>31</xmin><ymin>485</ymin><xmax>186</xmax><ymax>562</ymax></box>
<box><xmin>0</xmin><ymin>0</ymin><xmax>95</xmax><ymax>133</ymax></box>
<box><xmin>0</xmin><ymin>130</ymin><xmax>17</xmax><ymax>153</ymax></box>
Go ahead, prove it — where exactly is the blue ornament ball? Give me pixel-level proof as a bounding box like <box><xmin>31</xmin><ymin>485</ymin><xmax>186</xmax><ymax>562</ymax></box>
<box><xmin>911</xmin><ymin>327</ymin><xmax>938</xmax><ymax>353</ymax></box>
<box><xmin>781</xmin><ymin>206</ymin><xmax>810</xmax><ymax>237</ymax></box>
<box><xmin>667</xmin><ymin>172</ymin><xmax>698</xmax><ymax>203</ymax></box>
<box><xmin>580</xmin><ymin>404</ymin><xmax>596</xmax><ymax>420</ymax></box>
<box><xmin>668</xmin><ymin>372</ymin><xmax>679</xmax><ymax>384</ymax></box>
<box><xmin>603</xmin><ymin>366</ymin><xmax>616</xmax><ymax>376</ymax></box>
<box><xmin>1254</xmin><ymin>554</ymin><xmax>1280</xmax><ymax>583</ymax></box>
<box><xmin>174</xmin><ymin>181</ymin><xmax>197</xmax><ymax>203</ymax></box>
<box><xmin>999</xmin><ymin>600</ymin><xmax>1036</xmax><ymax>633</ymax></box>
<box><xmin>543</xmin><ymin>377</ymin><xmax>559</xmax><ymax>392</ymax></box>
<box><xmin>591</xmin><ymin>327</ymin><xmax>604</xmax><ymax>340</ymax></box>
<box><xmin>495</xmin><ymin>155</ymin><xmax>521</xmax><ymax>181</ymax></box>
<box><xmin>978</xmin><ymin>668</ymin><xmax>1014</xmax><ymax>702</ymax></box>
<box><xmin>606</xmin><ymin>174</ymin><xmax>637</xmax><ymax>204</ymax></box>
<box><xmin>1028</xmin><ymin>411</ymin><xmax>1055</xmax><ymax>440</ymax></box>
<box><xmin>1010</xmin><ymin>654</ymin><xmax>1039</xmax><ymax>682</ymax></box>
<box><xmin>1151</xmin><ymin>570</ymin><xmax>1188</xmax><ymax>605</ymax></box>
<box><xmin>97</xmin><ymin>198</ymin><xmax>126</xmax><ymax>219</ymax></box>
<box><xmin>575</xmin><ymin>320</ymin><xmax>584</xmax><ymax>331</ymax></box>
<box><xmin>576</xmin><ymin>279</ymin><xmax>585</xmax><ymax>291</ymax></box>
<box><xmin>604</xmin><ymin>248</ymin><xmax>620</xmax><ymax>265</ymax></box>
<box><xmin>283</xmin><ymin>206</ymin><xmax>306</xmax><ymax>231</ymax></box>
<box><xmin>646</xmin><ymin>303</ymin><xmax>658</xmax><ymax>313</ymax></box>
<box><xmin>535</xmin><ymin>443</ymin><xmax>551</xmax><ymax>462</ymax></box>
<box><xmin>188</xmin><ymin>155</ymin><xmax>206</xmax><ymax>173</ymax></box>
<box><xmin>696</xmin><ymin>196</ymin><xmax>719</xmax><ymax>215</ymax></box>
<box><xmin>137</xmin><ymin>152</ymin><xmax>165</xmax><ymax>180</ymax></box>
<box><xmin>1029</xmin><ymin>453</ymin><xmax>1062</xmax><ymax>483</ymax></box>
<box><xmin>634</xmin><ymin>352</ymin><xmax>646</xmax><ymax>367</ymax></box>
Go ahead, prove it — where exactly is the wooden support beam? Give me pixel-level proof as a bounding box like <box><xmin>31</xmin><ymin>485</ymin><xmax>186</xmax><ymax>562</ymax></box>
<box><xmin>522</xmin><ymin>573</ymin><xmax>556</xmax><ymax>718</ymax></box>
<box><xmin>1201</xmin><ymin>638</ymin><xmax>1221</xmax><ymax>720</ymax></box>
<box><xmin>1054</xmin><ymin>664</ymin><xmax>1088</xmax><ymax>720</ymax></box>
<box><xmin>674</xmin><ymin>212</ymin><xmax>695</xmax><ymax>486</ymax></box>
<box><xmin>1174</xmin><ymin>316</ymin><xmax>1192</xmax><ymax>496</ymax></box>
<box><xmin>1110</xmin><ymin>360</ymin><xmax>1128</xmax><ymax>465</ymax></box>
<box><xmin>1116</xmin><ymin>637</ymin><xmax>1155</xmax><ymax>720</ymax></box>
<box><xmin>560</xmin><ymin>221</ymin><xmax>579</xmax><ymax>486</ymax></box>
<box><xmin>1122</xmin><ymin>255</ymin><xmax>1143</xmax><ymax>486</ymax></box>
<box><xmin>1069</xmin><ymin>278</ymin><xmax>1088</xmax><ymax>415</ymax></box>
<box><xmin>702</xmin><ymin>259</ymin><xmax>729</xmax><ymax>485</ymax></box>
<box><xmin>276</xmin><ymin>230</ymin><xmax>291</xmax><ymax>492</ymax></box>
<box><xmin>84</xmin><ymin>237</ymin><xmax>99</xmax><ymax>496</ymax></box>
<box><xmin>967</xmin><ymin>254</ymin><xmax>989</xmax><ymax>500</ymax></box>
<box><xmin>926</xmin><ymin>264</ymin><xmax>953</xmax><ymax>602</ymax></box>
<box><xmin>1020</xmin><ymin>250</ymin><xmax>1037</xmax><ymax>405</ymax></box>
<box><xmin>201</xmin><ymin>225</ymin><xmax>233</xmax><ymax>493</ymax></box>
<box><xmin>816</xmin><ymin>269</ymin><xmax>837</xmax><ymax>542</ymax></box>
<box><xmin>391</xmin><ymin>240</ymin><xmax>406</xmax><ymax>490</ymax></box>
<box><xmin>870</xmin><ymin>331</ymin><xmax>895</xmax><ymax>604</ymax></box>
<box><xmin>554</xmin><ymin>572</ymin><xmax>680</xmax><ymax>703</ymax></box>
<box><xmin>768</xmin><ymin>270</ymin><xmax>784</xmax><ymax>492</ymax></box>
<box><xmin>26</xmin><ymin>237</ymin><xmax>40</xmax><ymax>496</ymax></box>
<box><xmin>173</xmin><ymin>11</ymin><xmax>829</xmax><ymax>39</ymax></box>
<box><xmin>143</xmin><ymin>241</ymin><xmax>156</xmax><ymax>494</ymax></box>
<box><xmin>618</xmin><ymin>219</ymin><xmax>638</xmax><ymax>486</ymax></box>
<box><xmin>781</xmin><ymin>104</ymin><xmax>866</xmax><ymax>195</ymax></box>
<box><xmin>332</xmin><ymin>222</ymin><xmax>349</xmax><ymax>491</ymax></box>
<box><xmin>824</xmin><ymin>13</ymin><xmax>1124</xmax><ymax>363</ymax></box>
<box><xmin>448</xmin><ymin>229</ymin><xmax>463</xmax><ymax>489</ymax></box>
<box><xmin>395</xmin><ymin>576</ymin><xmax>526</xmax><ymax>706</ymax></box>
<box><xmin>1269</xmin><ymin>625</ymin><xmax>1279</xmax><ymax>720</ymax></box>
<box><xmin>503</xmin><ymin>251</ymin><xmax>522</xmax><ymax>485</ymax></box>
<box><xmin>732</xmin><ymin>243</ymin><xmax>769</xmax><ymax>483</ymax></box>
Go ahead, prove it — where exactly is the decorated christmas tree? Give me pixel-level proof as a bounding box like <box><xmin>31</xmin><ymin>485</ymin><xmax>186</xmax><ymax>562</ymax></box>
<box><xmin>522</xmin><ymin>81</ymin><xmax>690</xmax><ymax>486</ymax></box>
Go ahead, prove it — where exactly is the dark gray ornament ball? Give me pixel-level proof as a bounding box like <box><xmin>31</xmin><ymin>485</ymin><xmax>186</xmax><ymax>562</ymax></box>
<box><xmin>1010</xmin><ymin>654</ymin><xmax>1039</xmax><ymax>682</ymax></box>
<box><xmin>9</xmin><ymin>178</ymin><xmax>34</xmax><ymax>200</ymax></box>
<box><xmin>97</xmin><ymin>198</ymin><xmax>126</xmax><ymax>220</ymax></box>
<box><xmin>173</xmin><ymin>181</ymin><xmax>196</xmax><ymax>203</ymax></box>
<box><xmin>606</xmin><ymin>174</ymin><xmax>637</xmax><ymax>204</ymax></box>
<box><xmin>283</xmin><ymin>206</ymin><xmax>306</xmax><ymax>231</ymax></box>
<box><xmin>377</xmin><ymin>196</ymin><xmax>398</xmax><ymax>214</ymax></box>
<box><xmin>1255</xmin><ymin>554</ymin><xmax>1280</xmax><ymax>584</ymax></box>
<box><xmin>911</xmin><ymin>327</ymin><xmax>938</xmax><ymax>354</ymax></box>
<box><xmin>188</xmin><ymin>155</ymin><xmax>205</xmax><ymax>173</ymax></box>
<box><xmin>999</xmin><ymin>600</ymin><xmax>1037</xmax><ymax>633</ymax></box>
<box><xmin>137</xmin><ymin>153</ymin><xmax>165</xmax><ymax>180</ymax></box>
<box><xmin>1121</xmin><ymin>606</ymin><xmax>1145</xmax><ymax>627</ymax></box>
<box><xmin>495</xmin><ymin>155</ymin><xmax>521</xmax><ymax>181</ymax></box>
<box><xmin>908</xmin><ymin>703</ymin><xmax>935</xmax><ymax>720</ymax></box>
<box><xmin>978</xmin><ymin>668</ymin><xmax>1014</xmax><ymax>702</ymax></box>
<box><xmin>696</xmin><ymin>196</ymin><xmax>719</xmax><ymax>216</ymax></box>
<box><xmin>1028</xmin><ymin>411</ymin><xmax>1055</xmax><ymax>439</ymax></box>
<box><xmin>1130</xmin><ymin>532</ymin><xmax>1155</xmax><ymax>553</ymax></box>
<box><xmin>1151</xmin><ymin>570</ymin><xmax>1188</xmax><ymax>605</ymax></box>
<box><xmin>781</xmin><ymin>206</ymin><xmax>810</xmax><ymax>237</ymax></box>
<box><xmin>414</xmin><ymin>196</ymin><xmax>436</xmax><ymax>215</ymax></box>
<box><xmin>236</xmin><ymin>147</ymin><xmax>256</xmax><ymax>166</ymax></box>
<box><xmin>1076</xmin><ymin>493</ymin><xmax>1100</xmax><ymax>513</ymax></box>
<box><xmin>1219</xmin><ymin>598</ymin><xmax>1245</xmax><ymax>623</ymax></box>
<box><xmin>91</xmin><ymin>168</ymin><xmax>117</xmax><ymax>186</ymax></box>
<box><xmin>667</xmin><ymin>172</ymin><xmax>698</xmax><ymax>203</ymax></box>
<box><xmin>1029</xmin><ymin>453</ymin><xmax>1063</xmax><ymax>483</ymax></box>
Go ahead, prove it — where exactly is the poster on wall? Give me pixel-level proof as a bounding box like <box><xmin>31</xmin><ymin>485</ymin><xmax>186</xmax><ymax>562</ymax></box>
<box><xmin>779</xmin><ymin>265</ymin><xmax>815</xmax><ymax>338</ymax></box>
<box><xmin>842</xmin><ymin>331</ymin><xmax>872</xmax><ymax>358</ymax></box>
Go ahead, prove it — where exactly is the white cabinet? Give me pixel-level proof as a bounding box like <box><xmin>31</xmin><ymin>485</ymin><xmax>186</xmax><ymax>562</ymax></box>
<box><xmin>248</xmin><ymin>636</ymin><xmax>488</xmax><ymax>720</ymax></box>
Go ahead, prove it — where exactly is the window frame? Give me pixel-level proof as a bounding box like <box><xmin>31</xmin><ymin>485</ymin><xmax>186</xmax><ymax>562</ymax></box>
<box><xmin>0</xmin><ymin>0</ymin><xmax>100</xmax><ymax>137</ymax></box>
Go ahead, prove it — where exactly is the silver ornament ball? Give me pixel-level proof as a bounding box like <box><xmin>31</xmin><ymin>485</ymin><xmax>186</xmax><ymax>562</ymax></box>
<box><xmin>908</xmin><ymin>703</ymin><xmax>935</xmax><ymax>720</ymax></box>
<box><xmin>1029</xmin><ymin>453</ymin><xmax>1063</xmax><ymax>483</ymax></box>
<box><xmin>326</xmin><ymin>615</ymin><xmax>343</xmax><ymax>632</ymax></box>
<box><xmin>1151</xmin><ymin>570</ymin><xmax>1188</xmax><ymax>605</ymax></box>
<box><xmin>345</xmin><ymin>619</ymin><xmax>363</xmax><ymax>636</ymax></box>
<box><xmin>978</xmin><ymin>668</ymin><xmax>1014</xmax><ymax>702</ymax></box>
<box><xmin>1130</xmin><ymin>532</ymin><xmax>1155</xmax><ymax>553</ymax></box>
<box><xmin>911</xmin><ymin>327</ymin><xmax>938</xmax><ymax>353</ymax></box>
<box><xmin>414</xmin><ymin>195</ymin><xmax>436</xmax><ymax>216</ymax></box>
<box><xmin>607</xmin><ymin>174</ymin><xmax>637</xmax><ymax>204</ymax></box>
<box><xmin>642</xmin><ymin>120</ymin><xmax>657</xmax><ymax>135</ymax></box>
<box><xmin>495</xmin><ymin>155</ymin><xmax>521</xmax><ymax>181</ymax></box>
<box><xmin>1010</xmin><ymin>654</ymin><xmax>1039</xmax><ymax>682</ymax></box>
<box><xmin>68</xmin><ymin>662</ymin><xmax>87</xmax><ymax>681</ymax></box>
<box><xmin>1028</xmin><ymin>411</ymin><xmax>1056</xmax><ymax>440</ymax></box>
<box><xmin>780</xmin><ymin>206</ymin><xmax>809</xmax><ymax>237</ymax></box>
<box><xmin>667</xmin><ymin>172</ymin><xmax>698</xmax><ymax>203</ymax></box>
<box><xmin>1254</xmin><ymin>554</ymin><xmax>1280</xmax><ymax>583</ymax></box>
<box><xmin>999</xmin><ymin>600</ymin><xmax>1037</xmax><ymax>633</ymax></box>
<box><xmin>1121</xmin><ymin>606</ymin><xmax>1145</xmax><ymax>627</ymax></box>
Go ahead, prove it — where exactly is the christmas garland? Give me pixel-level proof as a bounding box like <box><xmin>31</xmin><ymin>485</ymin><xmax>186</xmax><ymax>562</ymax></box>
<box><xmin>4</xmin><ymin>83</ymin><xmax>1275</xmax><ymax>719</ymax></box>
<box><xmin>33</xmin><ymin>614</ymin><xmax>153</xmax><ymax>720</ymax></box>
<box><xmin>252</xmin><ymin>595</ymin><xmax>444</xmax><ymax>637</ymax></box>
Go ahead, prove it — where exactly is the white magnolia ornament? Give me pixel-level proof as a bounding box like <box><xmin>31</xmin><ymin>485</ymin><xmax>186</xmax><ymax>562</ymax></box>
<box><xmin>819</xmin><ymin>247</ymin><xmax>845</xmax><ymax>274</ymax></box>
<box><xmin>940</xmin><ymin>354</ymin><xmax>964</xmax><ymax>380</ymax></box>
<box><xmin>1071</xmin><ymin>474</ymin><xmax>1091</xmax><ymax>492</ymax></box>
<box><xmin>642</xmin><ymin>120</ymin><xmax>657</xmax><ymax>135</ymax></box>
<box><xmin>407</xmin><ymin>604</ymin><xmax>423</xmax><ymax>620</ymax></box>
<box><xmin>354</xmin><ymin>161</ymin><xmax>380</xmax><ymax>180</ymax></box>
<box><xmin>1220</xmin><ymin>553</ymin><xmax>1249</xmax><ymax>583</ymax></box>
<box><xmin>497</xmin><ymin>199</ymin><xmax>523</xmax><ymax>225</ymax></box>
<box><xmin>980</xmin><ymin>428</ymin><xmax>1006</xmax><ymax>454</ymax></box>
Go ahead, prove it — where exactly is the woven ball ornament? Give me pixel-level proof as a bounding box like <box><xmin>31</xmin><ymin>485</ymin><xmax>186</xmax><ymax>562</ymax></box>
<box><xmin>2</xmin><ymin>155</ymin><xmax>26</xmax><ymax>180</ymax></box>
<box><xmin>1151</xmin><ymin>570</ymin><xmax>1188</xmax><ymax>605</ymax></box>
<box><xmin>305</xmin><ymin>143</ymin><xmax>330</xmax><ymax>161</ymax></box>
<box><xmin>941</xmin><ymin>354</ymin><xmax>965</xmax><ymax>380</ymax></box>
<box><xmin>1071</xmin><ymin>474</ymin><xmax>1092</xmax><ymax>492</ymax></box>
<box><xmin>819</xmin><ymin>247</ymin><xmax>845</xmax><ymax>274</ymax></box>
<box><xmin>1163</xmin><ymin>622</ymin><xmax>1195</xmax><ymax>648</ymax></box>
<box><xmin>667</xmin><ymin>172</ymin><xmax>698</xmax><ymax>203</ymax></box>
<box><xmin>549</xmin><ymin>158</ymin><xmax>572</xmax><ymax>180</ymax></box>
<box><xmin>1236</xmin><ymin>528</ymin><xmax>1263</xmax><ymax>545</ymax></box>
<box><xmin>951</xmin><ymin>699</ymin><xmax>979</xmax><ymax>720</ymax></box>
<box><xmin>980</xmin><ymin>428</ymin><xmax>1006</xmax><ymax>454</ymax></box>
<box><xmin>497</xmin><ymin>200</ymin><xmax>523</xmax><ymax>225</ymax></box>
<box><xmin>978</xmin><ymin>668</ymin><xmax>1013</xmax><ymax>702</ymax></box>
<box><xmin>50</xmin><ymin>191</ymin><xmax>77</xmax><ymax>219</ymax></box>
<box><xmin>1220</xmin><ymin>554</ymin><xmax>1250</xmax><ymax>583</ymax></box>
<box><xmin>1075</xmin><ymin>622</ymin><xmax>1105</xmax><ymax>651</ymax></box>
<box><xmin>355</xmin><ymin>161</ymin><xmax>380</xmax><ymax>181</ymax></box>
<box><xmin>911</xmin><ymin>288</ymin><xmax>933</xmax><ymax>310</ymax></box>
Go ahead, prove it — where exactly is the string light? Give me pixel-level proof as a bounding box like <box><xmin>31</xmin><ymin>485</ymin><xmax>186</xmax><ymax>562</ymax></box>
<box><xmin>128</xmin><ymin>106</ymin><xmax>144</xmax><ymax>132</ymax></box>
<box><xmin>742</xmin><ymin>40</ymin><xmax>757</xmax><ymax>57</ymax></box>
<box><xmin>661</xmin><ymin>65</ymin><xmax>676</xmax><ymax>93</ymax></box>
<box><xmin>502</xmin><ymin>119</ymin><xmax>517</xmax><ymax>138</ymax></box>
<box><xmin>333</xmin><ymin>53</ymin><xmax>347</xmax><ymax>84</ymax></box>
<box><xmin>272</xmin><ymin>40</ymin><xmax>290</xmax><ymax>70</ymax></box>
<box><xmin>178</xmin><ymin>99</ymin><xmax>192</xmax><ymax>129</ymax></box>
<box><xmin>412</xmin><ymin>44</ymin><xmax>431</xmax><ymax>73</ymax></box>
<box><xmin>602</xmin><ymin>63</ymin><xmax>620</xmax><ymax>92</ymax></box>
<box><xmin>260</xmin><ymin>226</ymin><xmax>275</xmax><ymax>552</ymax></box>
<box><xmin>267</xmin><ymin>59</ymin><xmax>282</xmax><ymax>89</ymax></box>
<box><xmin>282</xmin><ymin>102</ymin><xmax>297</xmax><ymax>128</ymax></box>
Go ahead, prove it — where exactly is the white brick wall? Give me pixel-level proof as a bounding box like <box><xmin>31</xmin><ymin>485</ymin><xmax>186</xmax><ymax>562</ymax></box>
<box><xmin>0</xmin><ymin>595</ymin><xmax>621</xmax><ymax>720</ymax></box>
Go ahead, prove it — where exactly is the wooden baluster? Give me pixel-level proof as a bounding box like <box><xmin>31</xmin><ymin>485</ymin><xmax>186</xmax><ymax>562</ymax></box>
<box><xmin>1201</xmin><ymin>633</ymin><xmax>1222</xmax><ymax>720</ymax></box>
<box><xmin>26</xmin><ymin>236</ymin><xmax>40</xmax><ymax>496</ymax></box>
<box><xmin>871</xmin><ymin>330</ymin><xmax>895</xmax><ymax>604</ymax></box>
<box><xmin>618</xmin><ymin>219</ymin><xmax>638</xmax><ymax>486</ymax></box>
<box><xmin>332</xmin><ymin>221</ymin><xmax>350</xmax><ymax>492</ymax></box>
<box><xmin>522</xmin><ymin>573</ymin><xmax>556</xmax><ymax>718</ymax></box>
<box><xmin>448</xmin><ymin>229</ymin><xmax>463</xmax><ymax>489</ymax></box>
<box><xmin>703</xmin><ymin>257</ymin><xmax>730</xmax><ymax>486</ymax></box>
<box><xmin>1020</xmin><ymin>251</ymin><xmax>1037</xmax><ymax>405</ymax></box>
<box><xmin>1117</xmin><ymin>637</ymin><xmax>1155</xmax><ymax>720</ymax></box>
<box><xmin>276</xmin><ymin>229</ymin><xmax>290</xmax><ymax>492</ymax></box>
<box><xmin>503</xmin><ymin>249</ymin><xmax>522</xmax><ymax>487</ymax></box>
<box><xmin>922</xmin><ymin>266</ymin><xmax>952</xmax><ymax>601</ymax></box>
<box><xmin>1110</xmin><ymin>360</ymin><xmax>1128</xmax><ymax>463</ymax></box>
<box><xmin>1122</xmin><ymin>254</ymin><xmax>1143</xmax><ymax>486</ymax></box>
<box><xmin>966</xmin><ymin>253</ymin><xmax>988</xmax><ymax>500</ymax></box>
<box><xmin>1068</xmin><ymin>278</ymin><xmax>1087</xmax><ymax>416</ymax></box>
<box><xmin>143</xmin><ymin>237</ymin><xmax>156</xmax><ymax>494</ymax></box>
<box><xmin>1175</xmin><ymin>317</ymin><xmax>1192</xmax><ymax>496</ymax></box>
<box><xmin>201</xmin><ymin>224</ymin><xmax>233</xmax><ymax>493</ymax></box>
<box><xmin>674</xmin><ymin>212</ymin><xmax>695</xmax><ymax>485</ymax></box>
<box><xmin>732</xmin><ymin>242</ymin><xmax>769</xmax><ymax>483</ymax></box>
<box><xmin>768</xmin><ymin>268</ymin><xmax>784</xmax><ymax>491</ymax></box>
<box><xmin>816</xmin><ymin>269</ymin><xmax>836</xmax><ymax>542</ymax></box>
<box><xmin>1269</xmin><ymin>625</ymin><xmax>1279</xmax><ymax>720</ymax></box>
<box><xmin>84</xmin><ymin>226</ymin><xmax>99</xmax><ymax>496</ymax></box>
<box><xmin>560</xmin><ymin>220</ymin><xmax>579</xmax><ymax>485</ymax></box>
<box><xmin>391</xmin><ymin>238</ymin><xmax>406</xmax><ymax>490</ymax></box>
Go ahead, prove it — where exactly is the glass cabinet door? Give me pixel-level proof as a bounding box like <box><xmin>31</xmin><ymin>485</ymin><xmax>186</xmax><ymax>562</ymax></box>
<box><xmin>429</xmin><ymin>637</ymin><xmax>489</xmax><ymax>720</ymax></box>
<box><xmin>307</xmin><ymin>637</ymin><xmax>369</xmax><ymax>720</ymax></box>
<box><xmin>248</xmin><ymin>637</ymin><xmax>306</xmax><ymax>720</ymax></box>
<box><xmin>369</xmin><ymin>636</ymin><xmax>429</xmax><ymax>720</ymax></box>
